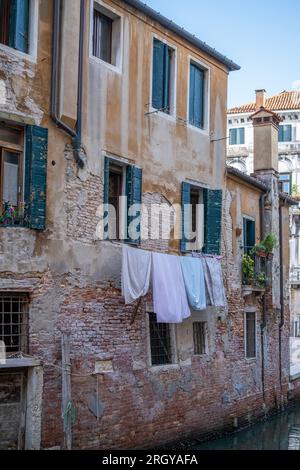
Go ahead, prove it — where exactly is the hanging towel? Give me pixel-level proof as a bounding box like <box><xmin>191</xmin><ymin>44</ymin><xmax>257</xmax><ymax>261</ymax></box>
<box><xmin>201</xmin><ymin>257</ymin><xmax>227</xmax><ymax>308</ymax></box>
<box><xmin>152</xmin><ymin>252</ymin><xmax>191</xmax><ymax>323</ymax></box>
<box><xmin>180</xmin><ymin>257</ymin><xmax>206</xmax><ymax>311</ymax></box>
<box><xmin>122</xmin><ymin>245</ymin><xmax>151</xmax><ymax>304</ymax></box>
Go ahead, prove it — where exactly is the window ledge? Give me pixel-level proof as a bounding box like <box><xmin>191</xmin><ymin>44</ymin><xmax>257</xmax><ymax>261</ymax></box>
<box><xmin>149</xmin><ymin>364</ymin><xmax>180</xmax><ymax>373</ymax></box>
<box><xmin>89</xmin><ymin>55</ymin><xmax>122</xmax><ymax>75</ymax></box>
<box><xmin>148</xmin><ymin>107</ymin><xmax>176</xmax><ymax>123</ymax></box>
<box><xmin>186</xmin><ymin>123</ymin><xmax>209</xmax><ymax>136</ymax></box>
<box><xmin>0</xmin><ymin>357</ymin><xmax>41</xmax><ymax>369</ymax></box>
<box><xmin>0</xmin><ymin>43</ymin><xmax>36</xmax><ymax>64</ymax></box>
<box><xmin>242</xmin><ymin>285</ymin><xmax>265</xmax><ymax>297</ymax></box>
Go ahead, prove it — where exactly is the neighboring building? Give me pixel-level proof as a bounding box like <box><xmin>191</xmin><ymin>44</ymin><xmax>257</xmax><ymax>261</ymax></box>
<box><xmin>0</xmin><ymin>0</ymin><xmax>296</xmax><ymax>451</ymax></box>
<box><xmin>227</xmin><ymin>90</ymin><xmax>300</xmax><ymax>343</ymax></box>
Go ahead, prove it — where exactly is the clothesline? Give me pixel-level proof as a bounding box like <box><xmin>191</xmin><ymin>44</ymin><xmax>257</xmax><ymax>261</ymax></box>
<box><xmin>122</xmin><ymin>245</ymin><xmax>227</xmax><ymax>324</ymax></box>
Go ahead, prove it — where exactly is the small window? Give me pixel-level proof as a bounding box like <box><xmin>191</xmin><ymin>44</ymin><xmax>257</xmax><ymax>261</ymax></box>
<box><xmin>189</xmin><ymin>62</ymin><xmax>205</xmax><ymax>129</ymax></box>
<box><xmin>149</xmin><ymin>313</ymin><xmax>173</xmax><ymax>366</ymax></box>
<box><xmin>243</xmin><ymin>217</ymin><xmax>256</xmax><ymax>255</ymax></box>
<box><xmin>279</xmin><ymin>173</ymin><xmax>292</xmax><ymax>195</ymax></box>
<box><xmin>92</xmin><ymin>2</ymin><xmax>122</xmax><ymax>67</ymax></box>
<box><xmin>152</xmin><ymin>38</ymin><xmax>175</xmax><ymax>114</ymax></box>
<box><xmin>229</xmin><ymin>128</ymin><xmax>245</xmax><ymax>145</ymax></box>
<box><xmin>0</xmin><ymin>0</ymin><xmax>30</xmax><ymax>54</ymax></box>
<box><xmin>0</xmin><ymin>293</ymin><xmax>28</xmax><ymax>354</ymax></box>
<box><xmin>279</xmin><ymin>125</ymin><xmax>292</xmax><ymax>142</ymax></box>
<box><xmin>0</xmin><ymin>124</ymin><xmax>24</xmax><ymax>214</ymax></box>
<box><xmin>245</xmin><ymin>311</ymin><xmax>256</xmax><ymax>359</ymax></box>
<box><xmin>193</xmin><ymin>322</ymin><xmax>207</xmax><ymax>355</ymax></box>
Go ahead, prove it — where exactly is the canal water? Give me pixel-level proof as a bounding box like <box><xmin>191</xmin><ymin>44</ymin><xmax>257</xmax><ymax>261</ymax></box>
<box><xmin>195</xmin><ymin>406</ymin><xmax>300</xmax><ymax>450</ymax></box>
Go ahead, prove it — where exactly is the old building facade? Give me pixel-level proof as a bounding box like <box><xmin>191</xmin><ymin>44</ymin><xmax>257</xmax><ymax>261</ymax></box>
<box><xmin>0</xmin><ymin>0</ymin><xmax>295</xmax><ymax>450</ymax></box>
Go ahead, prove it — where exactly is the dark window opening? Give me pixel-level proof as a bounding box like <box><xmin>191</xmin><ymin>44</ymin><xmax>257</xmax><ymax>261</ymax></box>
<box><xmin>0</xmin><ymin>0</ymin><xmax>30</xmax><ymax>53</ymax></box>
<box><xmin>193</xmin><ymin>321</ymin><xmax>207</xmax><ymax>355</ymax></box>
<box><xmin>108</xmin><ymin>164</ymin><xmax>123</xmax><ymax>240</ymax></box>
<box><xmin>0</xmin><ymin>294</ymin><xmax>28</xmax><ymax>354</ymax></box>
<box><xmin>93</xmin><ymin>9</ymin><xmax>113</xmax><ymax>64</ymax></box>
<box><xmin>0</xmin><ymin>0</ymin><xmax>10</xmax><ymax>46</ymax></box>
<box><xmin>245</xmin><ymin>311</ymin><xmax>256</xmax><ymax>359</ymax></box>
<box><xmin>190</xmin><ymin>189</ymin><xmax>199</xmax><ymax>243</ymax></box>
<box><xmin>149</xmin><ymin>313</ymin><xmax>172</xmax><ymax>366</ymax></box>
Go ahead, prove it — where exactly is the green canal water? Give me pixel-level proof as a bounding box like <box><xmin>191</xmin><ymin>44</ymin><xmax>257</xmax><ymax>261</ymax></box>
<box><xmin>194</xmin><ymin>406</ymin><xmax>300</xmax><ymax>450</ymax></box>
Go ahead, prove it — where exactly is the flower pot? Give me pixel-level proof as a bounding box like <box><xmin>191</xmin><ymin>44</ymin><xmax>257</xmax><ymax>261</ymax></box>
<box><xmin>256</xmin><ymin>251</ymin><xmax>267</xmax><ymax>258</ymax></box>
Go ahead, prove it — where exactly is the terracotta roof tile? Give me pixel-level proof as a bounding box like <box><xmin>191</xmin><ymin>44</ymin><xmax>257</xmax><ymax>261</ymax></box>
<box><xmin>228</xmin><ymin>91</ymin><xmax>300</xmax><ymax>114</ymax></box>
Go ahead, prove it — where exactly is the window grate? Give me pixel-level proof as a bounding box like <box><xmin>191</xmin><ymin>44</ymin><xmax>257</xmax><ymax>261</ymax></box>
<box><xmin>0</xmin><ymin>294</ymin><xmax>28</xmax><ymax>354</ymax></box>
<box><xmin>193</xmin><ymin>322</ymin><xmax>207</xmax><ymax>355</ymax></box>
<box><xmin>149</xmin><ymin>313</ymin><xmax>172</xmax><ymax>366</ymax></box>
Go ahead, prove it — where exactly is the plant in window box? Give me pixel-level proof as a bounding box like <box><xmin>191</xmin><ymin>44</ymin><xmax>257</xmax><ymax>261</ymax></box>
<box><xmin>0</xmin><ymin>202</ymin><xmax>25</xmax><ymax>227</ymax></box>
<box><xmin>252</xmin><ymin>242</ymin><xmax>267</xmax><ymax>258</ymax></box>
<box><xmin>254</xmin><ymin>272</ymin><xmax>267</xmax><ymax>288</ymax></box>
<box><xmin>242</xmin><ymin>254</ymin><xmax>255</xmax><ymax>285</ymax></box>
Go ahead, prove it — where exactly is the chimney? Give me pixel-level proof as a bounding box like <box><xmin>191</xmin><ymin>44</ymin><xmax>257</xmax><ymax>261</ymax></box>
<box><xmin>251</xmin><ymin>108</ymin><xmax>281</xmax><ymax>173</ymax></box>
<box><xmin>255</xmin><ymin>89</ymin><xmax>266</xmax><ymax>110</ymax></box>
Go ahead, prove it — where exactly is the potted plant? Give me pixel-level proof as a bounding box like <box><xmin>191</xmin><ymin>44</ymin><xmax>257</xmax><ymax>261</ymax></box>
<box><xmin>252</xmin><ymin>242</ymin><xmax>267</xmax><ymax>258</ymax></box>
<box><xmin>242</xmin><ymin>255</ymin><xmax>255</xmax><ymax>285</ymax></box>
<box><xmin>254</xmin><ymin>272</ymin><xmax>266</xmax><ymax>288</ymax></box>
<box><xmin>263</xmin><ymin>233</ymin><xmax>278</xmax><ymax>260</ymax></box>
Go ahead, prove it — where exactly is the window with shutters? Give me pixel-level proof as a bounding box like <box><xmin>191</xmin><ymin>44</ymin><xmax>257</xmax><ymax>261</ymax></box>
<box><xmin>188</xmin><ymin>61</ymin><xmax>207</xmax><ymax>130</ymax></box>
<box><xmin>279</xmin><ymin>125</ymin><xmax>292</xmax><ymax>143</ymax></box>
<box><xmin>243</xmin><ymin>217</ymin><xmax>256</xmax><ymax>255</ymax></box>
<box><xmin>151</xmin><ymin>38</ymin><xmax>176</xmax><ymax>116</ymax></box>
<box><xmin>245</xmin><ymin>311</ymin><xmax>257</xmax><ymax>359</ymax></box>
<box><xmin>0</xmin><ymin>122</ymin><xmax>48</xmax><ymax>229</ymax></box>
<box><xmin>92</xmin><ymin>2</ymin><xmax>122</xmax><ymax>69</ymax></box>
<box><xmin>0</xmin><ymin>0</ymin><xmax>37</xmax><ymax>57</ymax></box>
<box><xmin>193</xmin><ymin>322</ymin><xmax>207</xmax><ymax>355</ymax></box>
<box><xmin>148</xmin><ymin>312</ymin><xmax>176</xmax><ymax>367</ymax></box>
<box><xmin>181</xmin><ymin>182</ymin><xmax>222</xmax><ymax>255</ymax></box>
<box><xmin>229</xmin><ymin>128</ymin><xmax>245</xmax><ymax>145</ymax></box>
<box><xmin>103</xmin><ymin>157</ymin><xmax>142</xmax><ymax>244</ymax></box>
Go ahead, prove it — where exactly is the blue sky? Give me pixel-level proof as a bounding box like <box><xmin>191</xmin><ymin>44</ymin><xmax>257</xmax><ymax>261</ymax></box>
<box><xmin>146</xmin><ymin>0</ymin><xmax>300</xmax><ymax>108</ymax></box>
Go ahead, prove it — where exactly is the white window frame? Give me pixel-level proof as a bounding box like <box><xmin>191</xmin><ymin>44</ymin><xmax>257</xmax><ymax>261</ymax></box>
<box><xmin>244</xmin><ymin>309</ymin><xmax>257</xmax><ymax>360</ymax></box>
<box><xmin>89</xmin><ymin>0</ymin><xmax>124</xmax><ymax>74</ymax></box>
<box><xmin>229</xmin><ymin>126</ymin><xmax>246</xmax><ymax>147</ymax></box>
<box><xmin>149</xmin><ymin>33</ymin><xmax>177</xmax><ymax>122</ymax></box>
<box><xmin>146</xmin><ymin>309</ymin><xmax>178</xmax><ymax>369</ymax></box>
<box><xmin>0</xmin><ymin>0</ymin><xmax>39</xmax><ymax>63</ymax></box>
<box><xmin>187</xmin><ymin>55</ymin><xmax>210</xmax><ymax>135</ymax></box>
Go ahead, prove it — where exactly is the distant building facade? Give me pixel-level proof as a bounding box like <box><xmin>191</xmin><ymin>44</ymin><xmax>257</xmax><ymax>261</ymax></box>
<box><xmin>227</xmin><ymin>90</ymin><xmax>300</xmax><ymax>340</ymax></box>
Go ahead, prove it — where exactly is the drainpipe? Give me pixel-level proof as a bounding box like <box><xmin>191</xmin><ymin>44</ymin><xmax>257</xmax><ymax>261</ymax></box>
<box><xmin>51</xmin><ymin>0</ymin><xmax>85</xmax><ymax>169</ymax></box>
<box><xmin>279</xmin><ymin>198</ymin><xmax>287</xmax><ymax>409</ymax></box>
<box><xmin>260</xmin><ymin>192</ymin><xmax>267</xmax><ymax>402</ymax></box>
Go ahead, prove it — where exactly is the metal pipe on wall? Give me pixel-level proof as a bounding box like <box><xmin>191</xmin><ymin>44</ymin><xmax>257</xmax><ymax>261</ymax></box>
<box><xmin>51</xmin><ymin>0</ymin><xmax>85</xmax><ymax>169</ymax></box>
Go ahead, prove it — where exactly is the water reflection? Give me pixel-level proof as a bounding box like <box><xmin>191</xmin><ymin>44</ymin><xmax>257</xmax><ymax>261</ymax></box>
<box><xmin>195</xmin><ymin>407</ymin><xmax>300</xmax><ymax>450</ymax></box>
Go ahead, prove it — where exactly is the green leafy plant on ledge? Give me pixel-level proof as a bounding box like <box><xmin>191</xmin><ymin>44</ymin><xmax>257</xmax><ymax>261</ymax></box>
<box><xmin>252</xmin><ymin>233</ymin><xmax>278</xmax><ymax>260</ymax></box>
<box><xmin>292</xmin><ymin>184</ymin><xmax>300</xmax><ymax>201</ymax></box>
<box><xmin>0</xmin><ymin>202</ymin><xmax>26</xmax><ymax>227</ymax></box>
<box><xmin>242</xmin><ymin>255</ymin><xmax>267</xmax><ymax>288</ymax></box>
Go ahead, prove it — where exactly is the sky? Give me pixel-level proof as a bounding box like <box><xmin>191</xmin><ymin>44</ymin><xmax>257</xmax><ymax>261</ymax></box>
<box><xmin>146</xmin><ymin>0</ymin><xmax>300</xmax><ymax>108</ymax></box>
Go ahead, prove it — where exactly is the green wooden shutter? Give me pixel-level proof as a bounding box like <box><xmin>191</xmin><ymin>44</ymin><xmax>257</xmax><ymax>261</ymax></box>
<box><xmin>194</xmin><ymin>66</ymin><xmax>204</xmax><ymax>128</ymax></box>
<box><xmin>238</xmin><ymin>127</ymin><xmax>245</xmax><ymax>145</ymax></box>
<box><xmin>243</xmin><ymin>218</ymin><xmax>255</xmax><ymax>255</ymax></box>
<box><xmin>203</xmin><ymin>189</ymin><xmax>223</xmax><ymax>255</ymax></box>
<box><xmin>152</xmin><ymin>39</ymin><xmax>165</xmax><ymax>110</ymax></box>
<box><xmin>229</xmin><ymin>128</ymin><xmax>237</xmax><ymax>145</ymax></box>
<box><xmin>9</xmin><ymin>0</ymin><xmax>29</xmax><ymax>53</ymax></box>
<box><xmin>126</xmin><ymin>165</ymin><xmax>142</xmax><ymax>245</ymax></box>
<box><xmin>163</xmin><ymin>45</ymin><xmax>170</xmax><ymax>112</ymax></box>
<box><xmin>279</xmin><ymin>126</ymin><xmax>284</xmax><ymax>142</ymax></box>
<box><xmin>189</xmin><ymin>64</ymin><xmax>196</xmax><ymax>125</ymax></box>
<box><xmin>285</xmin><ymin>125</ymin><xmax>292</xmax><ymax>142</ymax></box>
<box><xmin>181</xmin><ymin>182</ymin><xmax>191</xmax><ymax>252</ymax></box>
<box><xmin>25</xmin><ymin>125</ymin><xmax>48</xmax><ymax>230</ymax></box>
<box><xmin>103</xmin><ymin>156</ymin><xmax>110</xmax><ymax>238</ymax></box>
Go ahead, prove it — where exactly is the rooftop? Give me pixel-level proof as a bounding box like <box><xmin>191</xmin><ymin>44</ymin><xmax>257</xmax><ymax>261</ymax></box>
<box><xmin>228</xmin><ymin>91</ymin><xmax>300</xmax><ymax>114</ymax></box>
<box><xmin>123</xmin><ymin>0</ymin><xmax>240</xmax><ymax>72</ymax></box>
